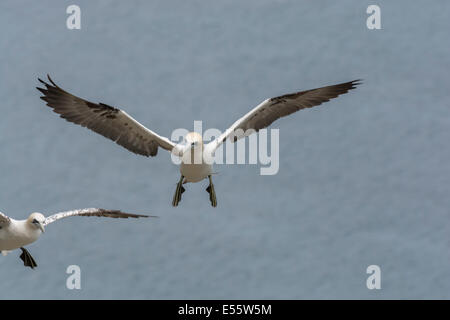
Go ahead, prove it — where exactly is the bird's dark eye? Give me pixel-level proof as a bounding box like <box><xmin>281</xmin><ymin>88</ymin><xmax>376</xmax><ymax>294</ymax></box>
<box><xmin>32</xmin><ymin>219</ymin><xmax>38</xmax><ymax>224</ymax></box>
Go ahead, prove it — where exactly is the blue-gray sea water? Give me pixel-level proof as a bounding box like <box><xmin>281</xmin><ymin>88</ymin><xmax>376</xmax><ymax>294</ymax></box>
<box><xmin>0</xmin><ymin>0</ymin><xmax>449</xmax><ymax>299</ymax></box>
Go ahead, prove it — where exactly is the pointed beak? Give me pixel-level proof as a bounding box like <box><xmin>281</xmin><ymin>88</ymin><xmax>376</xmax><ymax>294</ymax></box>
<box><xmin>39</xmin><ymin>223</ymin><xmax>45</xmax><ymax>233</ymax></box>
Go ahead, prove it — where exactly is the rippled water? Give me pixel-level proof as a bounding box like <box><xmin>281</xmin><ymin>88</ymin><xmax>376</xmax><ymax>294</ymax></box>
<box><xmin>0</xmin><ymin>0</ymin><xmax>449</xmax><ymax>299</ymax></box>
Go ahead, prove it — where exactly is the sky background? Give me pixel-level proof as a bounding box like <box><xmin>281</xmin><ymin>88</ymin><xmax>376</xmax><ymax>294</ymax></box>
<box><xmin>0</xmin><ymin>0</ymin><xmax>449</xmax><ymax>299</ymax></box>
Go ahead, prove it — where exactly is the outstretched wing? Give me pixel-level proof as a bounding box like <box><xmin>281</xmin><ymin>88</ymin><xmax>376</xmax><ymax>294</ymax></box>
<box><xmin>206</xmin><ymin>80</ymin><xmax>361</xmax><ymax>153</ymax></box>
<box><xmin>37</xmin><ymin>75</ymin><xmax>181</xmax><ymax>157</ymax></box>
<box><xmin>43</xmin><ymin>208</ymin><xmax>153</xmax><ymax>226</ymax></box>
<box><xmin>0</xmin><ymin>212</ymin><xmax>11</xmax><ymax>227</ymax></box>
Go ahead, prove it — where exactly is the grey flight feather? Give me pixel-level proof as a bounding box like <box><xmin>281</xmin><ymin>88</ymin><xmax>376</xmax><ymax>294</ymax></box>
<box><xmin>206</xmin><ymin>79</ymin><xmax>361</xmax><ymax>152</ymax></box>
<box><xmin>37</xmin><ymin>75</ymin><xmax>176</xmax><ymax>157</ymax></box>
<box><xmin>42</xmin><ymin>208</ymin><xmax>153</xmax><ymax>227</ymax></box>
<box><xmin>240</xmin><ymin>79</ymin><xmax>362</xmax><ymax>133</ymax></box>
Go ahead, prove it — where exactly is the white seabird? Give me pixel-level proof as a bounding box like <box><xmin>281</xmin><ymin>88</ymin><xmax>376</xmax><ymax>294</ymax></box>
<box><xmin>37</xmin><ymin>75</ymin><xmax>361</xmax><ymax>207</ymax></box>
<box><xmin>0</xmin><ymin>208</ymin><xmax>150</xmax><ymax>269</ymax></box>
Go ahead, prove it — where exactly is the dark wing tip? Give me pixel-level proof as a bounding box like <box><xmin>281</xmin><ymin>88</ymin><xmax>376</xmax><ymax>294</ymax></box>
<box><xmin>103</xmin><ymin>209</ymin><xmax>153</xmax><ymax>219</ymax></box>
<box><xmin>37</xmin><ymin>74</ymin><xmax>58</xmax><ymax>89</ymax></box>
<box><xmin>36</xmin><ymin>76</ymin><xmax>53</xmax><ymax>96</ymax></box>
<box><xmin>350</xmin><ymin>79</ymin><xmax>363</xmax><ymax>88</ymax></box>
<box><xmin>335</xmin><ymin>79</ymin><xmax>362</xmax><ymax>93</ymax></box>
<box><xmin>47</xmin><ymin>74</ymin><xmax>57</xmax><ymax>87</ymax></box>
<box><xmin>36</xmin><ymin>87</ymin><xmax>47</xmax><ymax>94</ymax></box>
<box><xmin>128</xmin><ymin>213</ymin><xmax>153</xmax><ymax>218</ymax></box>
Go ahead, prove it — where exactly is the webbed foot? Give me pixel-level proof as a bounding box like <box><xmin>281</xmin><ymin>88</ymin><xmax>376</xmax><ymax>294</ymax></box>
<box><xmin>20</xmin><ymin>247</ymin><xmax>37</xmax><ymax>269</ymax></box>
<box><xmin>206</xmin><ymin>175</ymin><xmax>217</xmax><ymax>207</ymax></box>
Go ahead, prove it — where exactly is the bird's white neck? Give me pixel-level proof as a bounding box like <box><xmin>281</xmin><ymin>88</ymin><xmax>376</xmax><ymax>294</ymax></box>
<box><xmin>14</xmin><ymin>220</ymin><xmax>42</xmax><ymax>243</ymax></box>
<box><xmin>181</xmin><ymin>145</ymin><xmax>205</xmax><ymax>165</ymax></box>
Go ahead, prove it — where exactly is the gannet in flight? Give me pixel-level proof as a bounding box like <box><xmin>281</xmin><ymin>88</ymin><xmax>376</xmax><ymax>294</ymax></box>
<box><xmin>37</xmin><ymin>75</ymin><xmax>361</xmax><ymax>207</ymax></box>
<box><xmin>0</xmin><ymin>208</ymin><xmax>150</xmax><ymax>269</ymax></box>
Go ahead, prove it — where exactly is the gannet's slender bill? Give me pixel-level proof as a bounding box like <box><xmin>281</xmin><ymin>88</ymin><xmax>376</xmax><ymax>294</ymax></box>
<box><xmin>37</xmin><ymin>75</ymin><xmax>361</xmax><ymax>207</ymax></box>
<box><xmin>0</xmin><ymin>208</ymin><xmax>151</xmax><ymax>269</ymax></box>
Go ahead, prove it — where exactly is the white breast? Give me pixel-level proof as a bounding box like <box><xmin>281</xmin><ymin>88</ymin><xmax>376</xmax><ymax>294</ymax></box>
<box><xmin>180</xmin><ymin>162</ymin><xmax>212</xmax><ymax>183</ymax></box>
<box><xmin>0</xmin><ymin>220</ymin><xmax>41</xmax><ymax>251</ymax></box>
<box><xmin>179</xmin><ymin>146</ymin><xmax>213</xmax><ymax>183</ymax></box>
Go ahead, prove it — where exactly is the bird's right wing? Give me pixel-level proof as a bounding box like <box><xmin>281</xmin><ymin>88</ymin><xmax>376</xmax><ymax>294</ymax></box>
<box><xmin>37</xmin><ymin>75</ymin><xmax>184</xmax><ymax>157</ymax></box>
<box><xmin>0</xmin><ymin>212</ymin><xmax>11</xmax><ymax>227</ymax></box>
<box><xmin>205</xmin><ymin>80</ymin><xmax>361</xmax><ymax>154</ymax></box>
<box><xmin>43</xmin><ymin>208</ymin><xmax>153</xmax><ymax>227</ymax></box>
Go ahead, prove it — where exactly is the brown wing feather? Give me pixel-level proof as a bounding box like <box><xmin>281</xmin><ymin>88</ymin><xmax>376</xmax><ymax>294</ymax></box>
<box><xmin>205</xmin><ymin>79</ymin><xmax>361</xmax><ymax>152</ymax></box>
<box><xmin>236</xmin><ymin>79</ymin><xmax>361</xmax><ymax>133</ymax></box>
<box><xmin>43</xmin><ymin>208</ymin><xmax>154</xmax><ymax>226</ymax></box>
<box><xmin>37</xmin><ymin>75</ymin><xmax>175</xmax><ymax>157</ymax></box>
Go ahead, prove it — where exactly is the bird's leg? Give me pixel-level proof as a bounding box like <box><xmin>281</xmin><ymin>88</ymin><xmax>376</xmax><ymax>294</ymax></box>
<box><xmin>19</xmin><ymin>247</ymin><xmax>37</xmax><ymax>269</ymax></box>
<box><xmin>172</xmin><ymin>175</ymin><xmax>185</xmax><ymax>207</ymax></box>
<box><xmin>206</xmin><ymin>175</ymin><xmax>217</xmax><ymax>207</ymax></box>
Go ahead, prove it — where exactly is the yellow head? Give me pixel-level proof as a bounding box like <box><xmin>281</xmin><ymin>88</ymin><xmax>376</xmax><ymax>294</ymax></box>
<box><xmin>27</xmin><ymin>212</ymin><xmax>46</xmax><ymax>233</ymax></box>
<box><xmin>185</xmin><ymin>132</ymin><xmax>203</xmax><ymax>149</ymax></box>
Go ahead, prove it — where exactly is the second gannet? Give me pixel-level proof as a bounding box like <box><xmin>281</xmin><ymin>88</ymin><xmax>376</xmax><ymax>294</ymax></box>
<box><xmin>0</xmin><ymin>208</ymin><xmax>151</xmax><ymax>269</ymax></box>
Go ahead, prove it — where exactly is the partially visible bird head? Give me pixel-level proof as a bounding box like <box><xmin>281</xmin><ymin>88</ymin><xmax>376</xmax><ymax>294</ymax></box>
<box><xmin>27</xmin><ymin>213</ymin><xmax>46</xmax><ymax>233</ymax></box>
<box><xmin>185</xmin><ymin>132</ymin><xmax>203</xmax><ymax>149</ymax></box>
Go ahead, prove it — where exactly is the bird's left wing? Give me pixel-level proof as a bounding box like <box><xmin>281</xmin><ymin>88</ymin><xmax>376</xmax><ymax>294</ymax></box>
<box><xmin>0</xmin><ymin>212</ymin><xmax>11</xmax><ymax>227</ymax></box>
<box><xmin>205</xmin><ymin>80</ymin><xmax>361</xmax><ymax>154</ymax></box>
<box><xmin>37</xmin><ymin>75</ymin><xmax>183</xmax><ymax>157</ymax></box>
<box><xmin>42</xmin><ymin>208</ymin><xmax>153</xmax><ymax>226</ymax></box>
